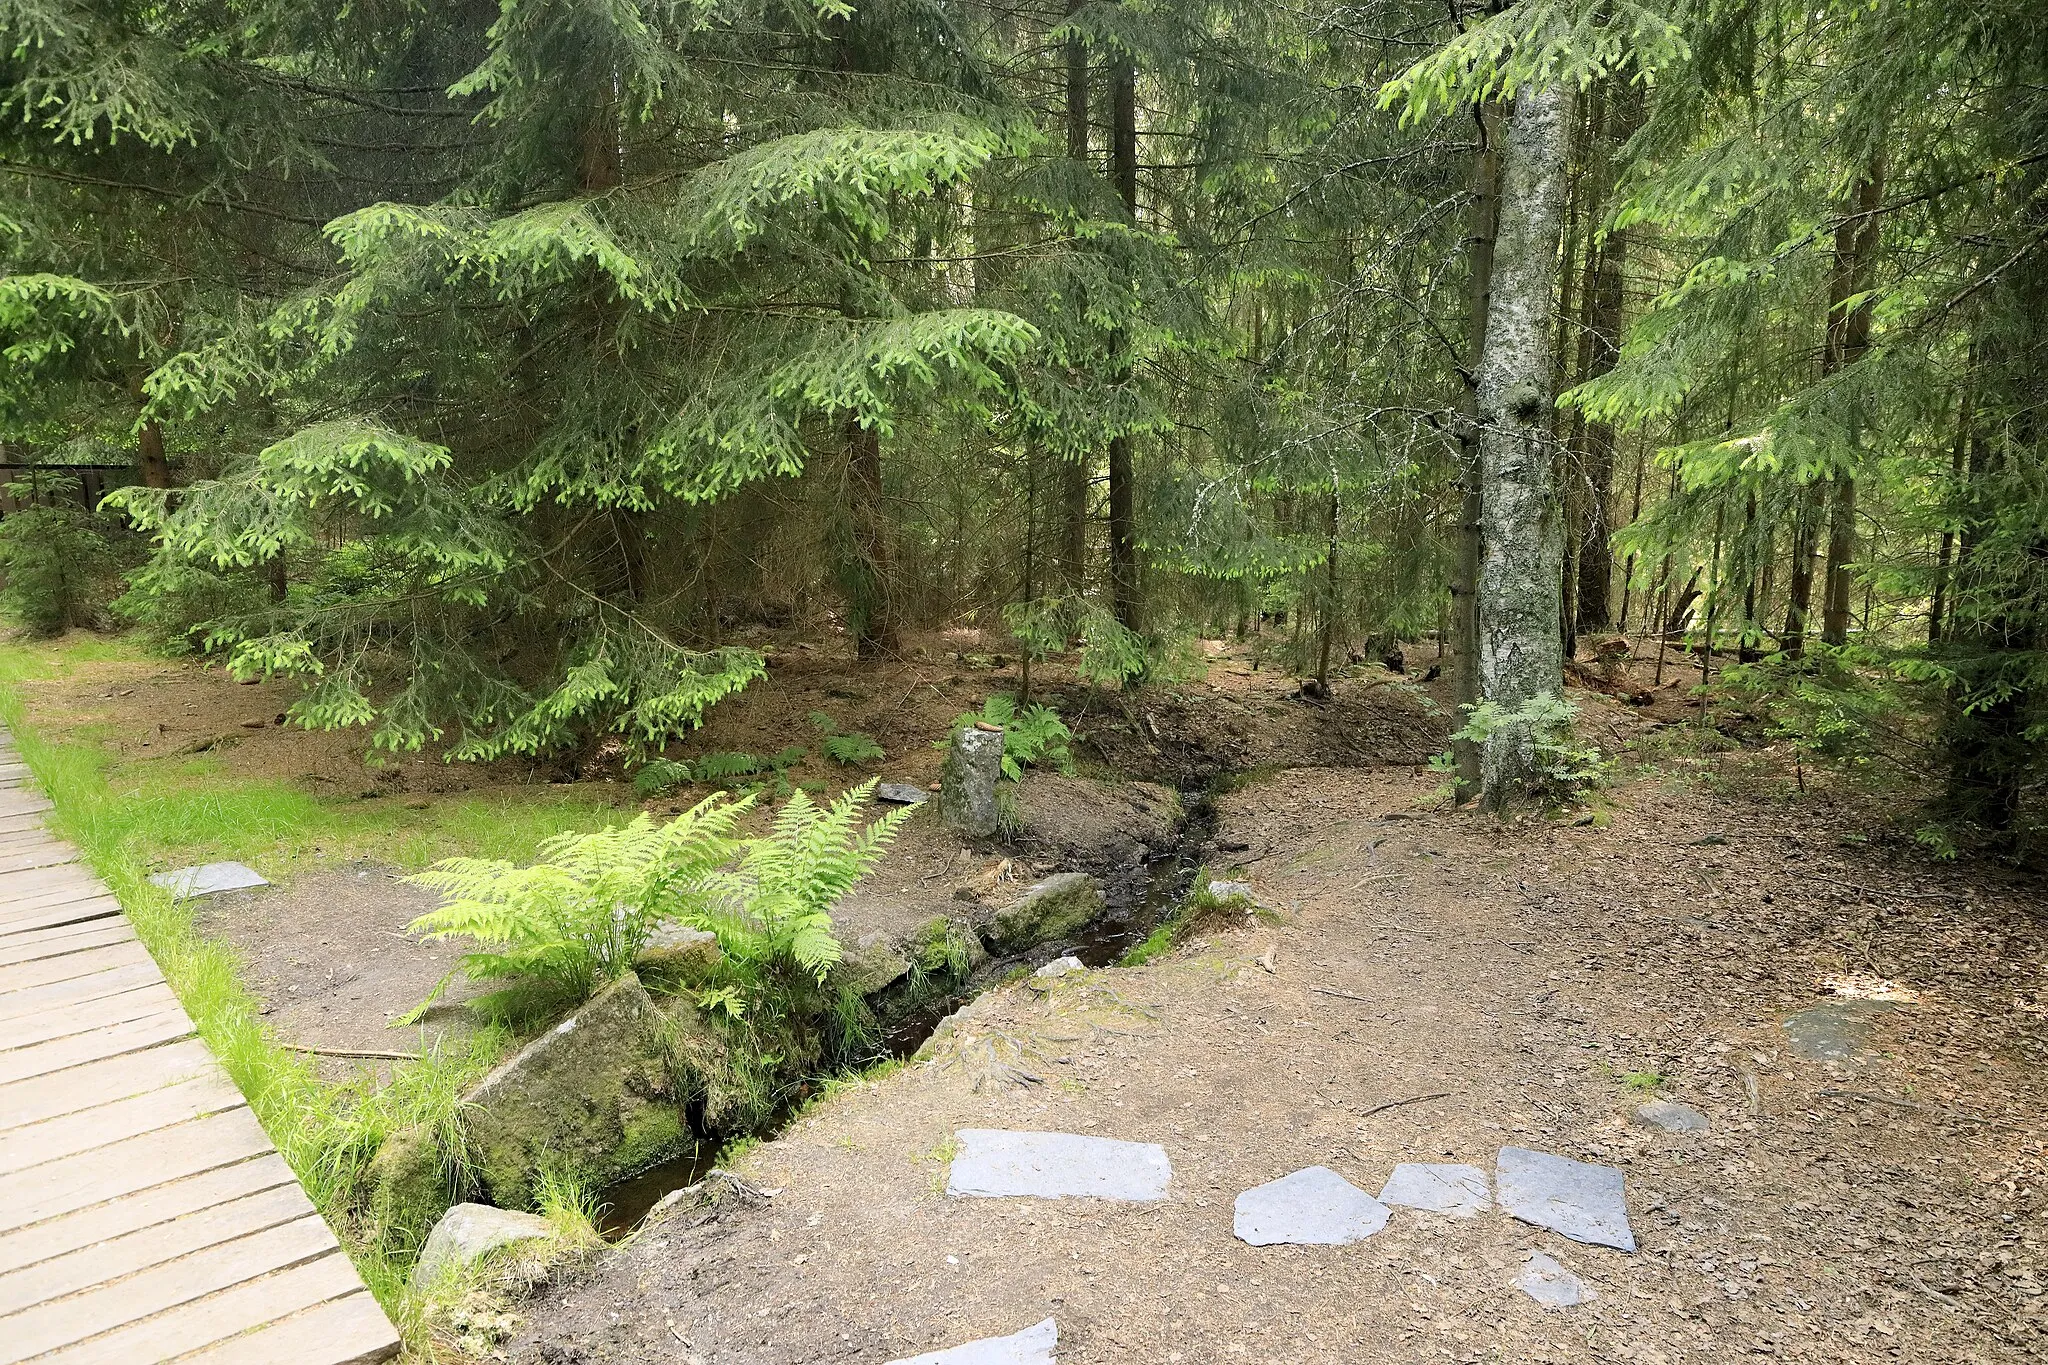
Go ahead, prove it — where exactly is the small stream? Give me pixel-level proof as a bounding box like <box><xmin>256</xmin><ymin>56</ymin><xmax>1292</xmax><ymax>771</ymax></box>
<box><xmin>593</xmin><ymin>778</ymin><xmax>1223</xmax><ymax>1238</ymax></box>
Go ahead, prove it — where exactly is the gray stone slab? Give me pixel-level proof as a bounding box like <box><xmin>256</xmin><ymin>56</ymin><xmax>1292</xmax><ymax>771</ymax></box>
<box><xmin>878</xmin><ymin>783</ymin><xmax>929</xmax><ymax>805</ymax></box>
<box><xmin>1634</xmin><ymin>1099</ymin><xmax>1709</xmax><ymax>1134</ymax></box>
<box><xmin>1033</xmin><ymin>955</ymin><xmax>1084</xmax><ymax>978</ymax></box>
<box><xmin>940</xmin><ymin>727</ymin><xmax>1005</xmax><ymax>837</ymax></box>
<box><xmin>888</xmin><ymin>1318</ymin><xmax>1057</xmax><ymax>1365</ymax></box>
<box><xmin>1495</xmin><ymin>1147</ymin><xmax>1635</xmax><ymax>1252</ymax></box>
<box><xmin>148</xmin><ymin>861</ymin><xmax>268</xmax><ymax>898</ymax></box>
<box><xmin>1233</xmin><ymin>1166</ymin><xmax>1389</xmax><ymax>1246</ymax></box>
<box><xmin>1378</xmin><ymin>1162</ymin><xmax>1491</xmax><ymax>1217</ymax></box>
<box><xmin>413</xmin><ymin>1202</ymin><xmax>555</xmax><ymax>1287</ymax></box>
<box><xmin>1516</xmin><ymin>1252</ymin><xmax>1590</xmax><ymax>1308</ymax></box>
<box><xmin>947</xmin><ymin>1129</ymin><xmax>1170</xmax><ymax>1202</ymax></box>
<box><xmin>1783</xmin><ymin>1000</ymin><xmax>1897</xmax><ymax>1063</ymax></box>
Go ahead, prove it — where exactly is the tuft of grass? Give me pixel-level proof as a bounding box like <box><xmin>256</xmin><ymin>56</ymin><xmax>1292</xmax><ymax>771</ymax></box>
<box><xmin>1118</xmin><ymin>870</ymin><xmax>1263</xmax><ymax>967</ymax></box>
<box><xmin>1623</xmin><ymin>1070</ymin><xmax>1666</xmax><ymax>1091</ymax></box>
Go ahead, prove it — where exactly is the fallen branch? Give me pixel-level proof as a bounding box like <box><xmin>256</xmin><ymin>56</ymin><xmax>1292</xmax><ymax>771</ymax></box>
<box><xmin>1311</xmin><ymin>986</ymin><xmax>1374</xmax><ymax>1003</ymax></box>
<box><xmin>281</xmin><ymin>1042</ymin><xmax>420</xmax><ymax>1061</ymax></box>
<box><xmin>1359</xmin><ymin>1090</ymin><xmax>1453</xmax><ymax>1118</ymax></box>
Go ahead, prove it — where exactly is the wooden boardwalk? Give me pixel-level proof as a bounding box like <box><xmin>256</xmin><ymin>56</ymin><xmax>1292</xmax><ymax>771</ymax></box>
<box><xmin>0</xmin><ymin>732</ymin><xmax>399</xmax><ymax>1363</ymax></box>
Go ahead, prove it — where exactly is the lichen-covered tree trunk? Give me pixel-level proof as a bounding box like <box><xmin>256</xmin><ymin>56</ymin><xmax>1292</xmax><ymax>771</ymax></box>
<box><xmin>1451</xmin><ymin>103</ymin><xmax>1500</xmax><ymax>798</ymax></box>
<box><xmin>1475</xmin><ymin>81</ymin><xmax>1572</xmax><ymax>810</ymax></box>
<box><xmin>1059</xmin><ymin>0</ymin><xmax>1091</xmax><ymax>598</ymax></box>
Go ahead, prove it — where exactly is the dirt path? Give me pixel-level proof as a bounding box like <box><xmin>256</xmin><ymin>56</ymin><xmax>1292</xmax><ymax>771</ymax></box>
<box><xmin>510</xmin><ymin>767</ymin><xmax>2048</xmax><ymax>1365</ymax></box>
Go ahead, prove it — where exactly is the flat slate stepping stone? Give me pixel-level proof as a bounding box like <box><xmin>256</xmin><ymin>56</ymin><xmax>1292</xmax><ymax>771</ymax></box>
<box><xmin>1516</xmin><ymin>1252</ymin><xmax>1590</xmax><ymax>1308</ymax></box>
<box><xmin>1378</xmin><ymin>1162</ymin><xmax>1491</xmax><ymax>1217</ymax></box>
<box><xmin>1496</xmin><ymin>1146</ymin><xmax>1635</xmax><ymax>1252</ymax></box>
<box><xmin>947</xmin><ymin>1130</ymin><xmax>1170</xmax><ymax>1201</ymax></box>
<box><xmin>1634</xmin><ymin>1099</ymin><xmax>1709</xmax><ymax>1133</ymax></box>
<box><xmin>878</xmin><ymin>783</ymin><xmax>929</xmax><ymax>805</ymax></box>
<box><xmin>1783</xmin><ymin>1000</ymin><xmax>1897</xmax><ymax>1063</ymax></box>
<box><xmin>888</xmin><ymin>1318</ymin><xmax>1056</xmax><ymax>1365</ymax></box>
<box><xmin>1233</xmin><ymin>1166</ymin><xmax>1389</xmax><ymax>1245</ymax></box>
<box><xmin>148</xmin><ymin>861</ymin><xmax>269</xmax><ymax>898</ymax></box>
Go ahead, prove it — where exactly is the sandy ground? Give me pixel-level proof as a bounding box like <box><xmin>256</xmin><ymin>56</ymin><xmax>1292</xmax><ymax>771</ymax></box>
<box><xmin>507</xmin><ymin>766</ymin><xmax>2048</xmax><ymax>1365</ymax></box>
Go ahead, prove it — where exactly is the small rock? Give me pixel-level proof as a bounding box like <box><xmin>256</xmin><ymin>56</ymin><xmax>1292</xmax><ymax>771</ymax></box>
<box><xmin>1205</xmin><ymin>879</ymin><xmax>1258</xmax><ymax>904</ymax></box>
<box><xmin>834</xmin><ymin>932</ymin><xmax>911</xmax><ymax>996</ymax></box>
<box><xmin>985</xmin><ymin>872</ymin><xmax>1105</xmax><ymax>953</ymax></box>
<box><xmin>947</xmin><ymin>1129</ymin><xmax>1170</xmax><ymax>1201</ymax></box>
<box><xmin>1378</xmin><ymin>1162</ymin><xmax>1490</xmax><ymax>1217</ymax></box>
<box><xmin>1233</xmin><ymin>1166</ymin><xmax>1389</xmax><ymax>1246</ymax></box>
<box><xmin>635</xmin><ymin>924</ymin><xmax>721</xmax><ymax>976</ymax></box>
<box><xmin>149</xmin><ymin>861</ymin><xmax>269</xmax><ymax>898</ymax></box>
<box><xmin>1634</xmin><ymin>1099</ymin><xmax>1709</xmax><ymax>1134</ymax></box>
<box><xmin>877</xmin><ymin>783</ymin><xmax>929</xmax><ymax>805</ymax></box>
<box><xmin>940</xmin><ymin>727</ymin><xmax>1006</xmax><ymax>838</ymax></box>
<box><xmin>239</xmin><ymin>716</ymin><xmax>267</xmax><ymax>729</ymax></box>
<box><xmin>1496</xmin><ymin>1146</ymin><xmax>1635</xmax><ymax>1252</ymax></box>
<box><xmin>887</xmin><ymin>1318</ymin><xmax>1056</xmax><ymax>1365</ymax></box>
<box><xmin>1515</xmin><ymin>1251</ymin><xmax>1590</xmax><ymax>1309</ymax></box>
<box><xmin>412</xmin><ymin>1203</ymin><xmax>555</xmax><ymax>1288</ymax></box>
<box><xmin>1783</xmin><ymin>1000</ymin><xmax>1897</xmax><ymax>1063</ymax></box>
<box><xmin>1032</xmin><ymin>955</ymin><xmax>1084</xmax><ymax>979</ymax></box>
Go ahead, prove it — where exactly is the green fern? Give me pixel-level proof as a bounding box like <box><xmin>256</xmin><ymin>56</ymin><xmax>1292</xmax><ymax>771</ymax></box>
<box><xmin>692</xmin><ymin>750</ymin><xmax>764</xmax><ymax>782</ymax></box>
<box><xmin>823</xmin><ymin>732</ymin><xmax>885</xmax><ymax>765</ymax></box>
<box><xmin>633</xmin><ymin>758</ymin><xmax>692</xmax><ymax>797</ymax></box>
<box><xmin>402</xmin><ymin>797</ymin><xmax>750</xmax><ymax>1013</ymax></box>
<box><xmin>940</xmin><ymin>694</ymin><xmax>1075</xmax><ymax>780</ymax></box>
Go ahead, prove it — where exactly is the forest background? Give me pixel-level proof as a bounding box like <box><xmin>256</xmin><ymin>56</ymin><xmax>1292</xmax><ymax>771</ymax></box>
<box><xmin>2</xmin><ymin>0</ymin><xmax>2044</xmax><ymax>847</ymax></box>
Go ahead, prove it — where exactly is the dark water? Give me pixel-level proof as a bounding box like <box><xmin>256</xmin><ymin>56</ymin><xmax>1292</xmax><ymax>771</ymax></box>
<box><xmin>594</xmin><ymin>782</ymin><xmax>1218</xmax><ymax>1238</ymax></box>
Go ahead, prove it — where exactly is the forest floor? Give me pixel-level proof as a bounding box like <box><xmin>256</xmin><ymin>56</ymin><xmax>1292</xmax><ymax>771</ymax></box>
<box><xmin>4</xmin><ymin>631</ymin><xmax>2043</xmax><ymax>1364</ymax></box>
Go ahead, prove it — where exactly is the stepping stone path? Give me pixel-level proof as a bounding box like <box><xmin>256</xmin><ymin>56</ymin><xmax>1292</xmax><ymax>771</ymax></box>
<box><xmin>1783</xmin><ymin>999</ymin><xmax>1897</xmax><ymax>1063</ymax></box>
<box><xmin>947</xmin><ymin>1130</ymin><xmax>1171</xmax><ymax>1201</ymax></box>
<box><xmin>1516</xmin><ymin>1252</ymin><xmax>1591</xmax><ymax>1308</ymax></box>
<box><xmin>1634</xmin><ymin>1098</ymin><xmax>1709</xmax><ymax>1133</ymax></box>
<box><xmin>148</xmin><ymin>860</ymin><xmax>268</xmax><ymax>898</ymax></box>
<box><xmin>888</xmin><ymin>1318</ymin><xmax>1057</xmax><ymax>1365</ymax></box>
<box><xmin>1496</xmin><ymin>1146</ymin><xmax>1636</xmax><ymax>1252</ymax></box>
<box><xmin>1233</xmin><ymin>1166</ymin><xmax>1390</xmax><ymax>1245</ymax></box>
<box><xmin>1379</xmin><ymin>1162</ymin><xmax>1491</xmax><ymax>1217</ymax></box>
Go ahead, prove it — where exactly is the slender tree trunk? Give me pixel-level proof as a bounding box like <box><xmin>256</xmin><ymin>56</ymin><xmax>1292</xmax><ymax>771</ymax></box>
<box><xmin>128</xmin><ymin>375</ymin><xmax>171</xmax><ymax>489</ymax></box>
<box><xmin>846</xmin><ymin>415</ymin><xmax>898</xmax><ymax>657</ymax></box>
<box><xmin>1316</xmin><ymin>483</ymin><xmax>1339</xmax><ymax>690</ymax></box>
<box><xmin>1573</xmin><ymin>86</ymin><xmax>1639</xmax><ymax>636</ymax></box>
<box><xmin>1819</xmin><ymin>155</ymin><xmax>1885</xmax><ymax>647</ymax></box>
<box><xmin>1782</xmin><ymin>481</ymin><xmax>1825</xmax><ymax>656</ymax></box>
<box><xmin>1929</xmin><ymin>392</ymin><xmax>1971</xmax><ymax>644</ymax></box>
<box><xmin>1059</xmin><ymin>3</ymin><xmax>1091</xmax><ymax>597</ymax></box>
<box><xmin>1475</xmin><ymin>81</ymin><xmax>1573</xmax><ymax>810</ymax></box>
<box><xmin>1106</xmin><ymin>50</ymin><xmax>1140</xmax><ymax>629</ymax></box>
<box><xmin>1450</xmin><ymin>102</ymin><xmax>1500</xmax><ymax>799</ymax></box>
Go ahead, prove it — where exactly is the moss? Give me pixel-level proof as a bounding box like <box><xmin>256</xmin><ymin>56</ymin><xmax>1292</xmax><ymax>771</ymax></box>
<box><xmin>985</xmin><ymin>872</ymin><xmax>1105</xmax><ymax>953</ymax></box>
<box><xmin>909</xmin><ymin>914</ymin><xmax>985</xmax><ymax>977</ymax></box>
<box><xmin>368</xmin><ymin>1123</ymin><xmax>456</xmax><ymax>1256</ymax></box>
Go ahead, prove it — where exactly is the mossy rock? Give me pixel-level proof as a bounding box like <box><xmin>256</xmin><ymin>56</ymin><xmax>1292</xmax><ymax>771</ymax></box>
<box><xmin>909</xmin><ymin>913</ymin><xmax>986</xmax><ymax>978</ymax></box>
<box><xmin>462</xmin><ymin>971</ymin><xmax>689</xmax><ymax>1210</ymax></box>
<box><xmin>368</xmin><ymin>1122</ymin><xmax>455</xmax><ymax>1254</ymax></box>
<box><xmin>983</xmin><ymin>872</ymin><xmax>1105</xmax><ymax>954</ymax></box>
<box><xmin>833</xmin><ymin>932</ymin><xmax>911</xmax><ymax>997</ymax></box>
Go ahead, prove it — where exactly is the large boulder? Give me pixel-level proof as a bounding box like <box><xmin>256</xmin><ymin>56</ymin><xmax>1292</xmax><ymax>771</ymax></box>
<box><xmin>369</xmin><ymin>1122</ymin><xmax>453</xmax><ymax>1252</ymax></box>
<box><xmin>412</xmin><ymin>1203</ymin><xmax>557</xmax><ymax>1289</ymax></box>
<box><xmin>940</xmin><ymin>726</ymin><xmax>1006</xmax><ymax>838</ymax></box>
<box><xmin>834</xmin><ymin>930</ymin><xmax>911</xmax><ymax>997</ymax></box>
<box><xmin>461</xmin><ymin>971</ymin><xmax>688</xmax><ymax>1210</ymax></box>
<box><xmin>634</xmin><ymin>923</ymin><xmax>721</xmax><ymax>978</ymax></box>
<box><xmin>983</xmin><ymin>872</ymin><xmax>1105</xmax><ymax>953</ymax></box>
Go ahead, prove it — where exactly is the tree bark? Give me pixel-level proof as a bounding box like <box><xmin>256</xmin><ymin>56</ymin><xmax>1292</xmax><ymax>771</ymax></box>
<box><xmin>1819</xmin><ymin>155</ymin><xmax>1884</xmax><ymax>647</ymax></box>
<box><xmin>1573</xmin><ymin>84</ymin><xmax>1640</xmax><ymax>636</ymax></box>
<box><xmin>1450</xmin><ymin>102</ymin><xmax>1499</xmax><ymax>799</ymax></box>
<box><xmin>1059</xmin><ymin>1</ymin><xmax>1091</xmax><ymax>597</ymax></box>
<box><xmin>1782</xmin><ymin>481</ymin><xmax>1824</xmax><ymax>655</ymax></box>
<box><xmin>1475</xmin><ymin>82</ymin><xmax>1573</xmax><ymax>810</ymax></box>
<box><xmin>846</xmin><ymin>415</ymin><xmax>898</xmax><ymax>658</ymax></box>
<box><xmin>1106</xmin><ymin>49</ymin><xmax>1140</xmax><ymax>629</ymax></box>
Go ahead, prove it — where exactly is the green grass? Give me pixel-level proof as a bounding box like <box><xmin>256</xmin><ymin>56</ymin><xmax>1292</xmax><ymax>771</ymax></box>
<box><xmin>1623</xmin><ymin>1070</ymin><xmax>1667</xmax><ymax>1091</ymax></box>
<box><xmin>0</xmin><ymin>636</ymin><xmax>636</xmax><ymax>1352</ymax></box>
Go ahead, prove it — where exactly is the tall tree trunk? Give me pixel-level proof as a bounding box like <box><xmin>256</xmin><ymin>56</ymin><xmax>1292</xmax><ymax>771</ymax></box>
<box><xmin>846</xmin><ymin>415</ymin><xmax>898</xmax><ymax>658</ymax></box>
<box><xmin>1106</xmin><ymin>50</ymin><xmax>1140</xmax><ymax>629</ymax></box>
<box><xmin>128</xmin><ymin>376</ymin><xmax>170</xmax><ymax>489</ymax></box>
<box><xmin>1782</xmin><ymin>481</ymin><xmax>1824</xmax><ymax>655</ymax></box>
<box><xmin>1475</xmin><ymin>82</ymin><xmax>1573</xmax><ymax>810</ymax></box>
<box><xmin>1316</xmin><ymin>483</ymin><xmax>1340</xmax><ymax>690</ymax></box>
<box><xmin>1819</xmin><ymin>155</ymin><xmax>1885</xmax><ymax>647</ymax></box>
<box><xmin>1574</xmin><ymin>84</ymin><xmax>1640</xmax><ymax>636</ymax></box>
<box><xmin>1450</xmin><ymin>102</ymin><xmax>1500</xmax><ymax>799</ymax></box>
<box><xmin>1928</xmin><ymin>389</ymin><xmax>1971</xmax><ymax>643</ymax></box>
<box><xmin>1059</xmin><ymin>2</ymin><xmax>1091</xmax><ymax>596</ymax></box>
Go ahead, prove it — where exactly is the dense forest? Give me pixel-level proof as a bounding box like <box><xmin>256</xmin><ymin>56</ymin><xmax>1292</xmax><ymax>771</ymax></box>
<box><xmin>2</xmin><ymin>0</ymin><xmax>2044</xmax><ymax>845</ymax></box>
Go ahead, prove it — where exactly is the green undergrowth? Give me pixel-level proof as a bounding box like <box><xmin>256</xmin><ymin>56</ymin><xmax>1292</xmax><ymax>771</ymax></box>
<box><xmin>1120</xmin><ymin>871</ymin><xmax>1266</xmax><ymax>967</ymax></box>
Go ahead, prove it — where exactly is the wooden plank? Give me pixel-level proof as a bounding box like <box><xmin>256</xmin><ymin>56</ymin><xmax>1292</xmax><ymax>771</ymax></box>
<box><xmin>171</xmin><ymin>1290</ymin><xmax>400</xmax><ymax>1365</ymax></box>
<box><xmin>0</xmin><ymin>919</ymin><xmax>134</xmax><ymax>968</ymax></box>
<box><xmin>0</xmin><ymin>830</ymin><xmax>67</xmax><ymax>856</ymax></box>
<box><xmin>0</xmin><ymin>896</ymin><xmax>122</xmax><ymax>936</ymax></box>
<box><xmin>0</xmin><ymin>1214</ymin><xmax>340</xmax><ymax>1360</ymax></box>
<box><xmin>0</xmin><ymin>1104</ymin><xmax>275</xmax><ymax>1232</ymax></box>
<box><xmin>0</xmin><ymin>960</ymin><xmax>161</xmax><ymax>1023</ymax></box>
<box><xmin>0</xmin><ymin>845</ymin><xmax>77</xmax><ymax>875</ymax></box>
<box><xmin>0</xmin><ymin>990</ymin><xmax>190</xmax><ymax>1067</ymax></box>
<box><xmin>0</xmin><ymin>792</ymin><xmax>54</xmax><ymax>819</ymax></box>
<box><xmin>0</xmin><ymin>1038</ymin><xmax>215</xmax><ymax>1126</ymax></box>
<box><xmin>0</xmin><ymin>1155</ymin><xmax>295</xmax><ymax>1276</ymax></box>
<box><xmin>0</xmin><ymin>863</ymin><xmax>109</xmax><ymax>902</ymax></box>
<box><xmin>27</xmin><ymin>1251</ymin><xmax>369</xmax><ymax>1365</ymax></box>
<box><xmin>0</xmin><ymin>1072</ymin><xmax>247</xmax><ymax>1175</ymax></box>
<box><xmin>0</xmin><ymin>1182</ymin><xmax>315</xmax><ymax>1315</ymax></box>
<box><xmin>0</xmin><ymin>940</ymin><xmax>154</xmax><ymax>994</ymax></box>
